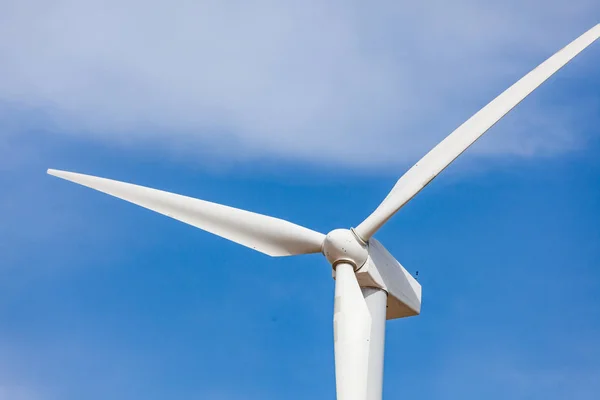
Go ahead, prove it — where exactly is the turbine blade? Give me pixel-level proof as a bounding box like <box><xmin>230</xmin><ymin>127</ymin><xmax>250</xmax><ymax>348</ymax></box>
<box><xmin>48</xmin><ymin>169</ymin><xmax>325</xmax><ymax>257</ymax></box>
<box><xmin>355</xmin><ymin>24</ymin><xmax>600</xmax><ymax>241</ymax></box>
<box><xmin>334</xmin><ymin>263</ymin><xmax>371</xmax><ymax>400</ymax></box>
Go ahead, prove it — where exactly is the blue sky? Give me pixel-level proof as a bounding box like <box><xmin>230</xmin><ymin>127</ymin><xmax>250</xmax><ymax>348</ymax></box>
<box><xmin>1</xmin><ymin>2</ymin><xmax>600</xmax><ymax>399</ymax></box>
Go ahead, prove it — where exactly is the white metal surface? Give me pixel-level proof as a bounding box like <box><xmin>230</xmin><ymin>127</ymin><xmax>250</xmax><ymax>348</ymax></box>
<box><xmin>362</xmin><ymin>287</ymin><xmax>388</xmax><ymax>400</ymax></box>
<box><xmin>352</xmin><ymin>239</ymin><xmax>421</xmax><ymax>320</ymax></box>
<box><xmin>355</xmin><ymin>24</ymin><xmax>600</xmax><ymax>241</ymax></box>
<box><xmin>334</xmin><ymin>262</ymin><xmax>371</xmax><ymax>400</ymax></box>
<box><xmin>47</xmin><ymin>169</ymin><xmax>325</xmax><ymax>256</ymax></box>
<box><xmin>323</xmin><ymin>228</ymin><xmax>369</xmax><ymax>269</ymax></box>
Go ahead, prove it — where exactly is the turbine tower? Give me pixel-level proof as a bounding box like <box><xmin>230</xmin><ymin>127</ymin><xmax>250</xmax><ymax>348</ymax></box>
<box><xmin>48</xmin><ymin>25</ymin><xmax>599</xmax><ymax>400</ymax></box>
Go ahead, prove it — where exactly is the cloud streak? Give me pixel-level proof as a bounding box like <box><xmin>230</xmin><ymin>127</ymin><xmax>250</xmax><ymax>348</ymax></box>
<box><xmin>0</xmin><ymin>1</ymin><xmax>599</xmax><ymax>168</ymax></box>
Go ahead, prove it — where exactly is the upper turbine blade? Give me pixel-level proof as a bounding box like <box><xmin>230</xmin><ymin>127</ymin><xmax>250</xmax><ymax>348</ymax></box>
<box><xmin>48</xmin><ymin>169</ymin><xmax>325</xmax><ymax>257</ymax></box>
<box><xmin>355</xmin><ymin>24</ymin><xmax>600</xmax><ymax>241</ymax></box>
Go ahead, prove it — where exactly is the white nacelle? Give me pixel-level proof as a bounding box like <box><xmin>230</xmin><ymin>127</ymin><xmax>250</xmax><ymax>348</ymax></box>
<box><xmin>332</xmin><ymin>238</ymin><xmax>421</xmax><ymax>320</ymax></box>
<box><xmin>358</xmin><ymin>239</ymin><xmax>421</xmax><ymax>320</ymax></box>
<box><xmin>324</xmin><ymin>229</ymin><xmax>421</xmax><ymax>320</ymax></box>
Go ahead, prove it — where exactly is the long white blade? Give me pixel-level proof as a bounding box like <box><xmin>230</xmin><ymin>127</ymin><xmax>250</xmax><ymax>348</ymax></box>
<box><xmin>48</xmin><ymin>169</ymin><xmax>325</xmax><ymax>257</ymax></box>
<box><xmin>334</xmin><ymin>263</ymin><xmax>371</xmax><ymax>400</ymax></box>
<box><xmin>355</xmin><ymin>24</ymin><xmax>600</xmax><ymax>241</ymax></box>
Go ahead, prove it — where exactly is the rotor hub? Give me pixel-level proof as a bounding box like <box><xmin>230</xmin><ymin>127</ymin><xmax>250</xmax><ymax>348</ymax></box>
<box><xmin>322</xmin><ymin>228</ymin><xmax>368</xmax><ymax>270</ymax></box>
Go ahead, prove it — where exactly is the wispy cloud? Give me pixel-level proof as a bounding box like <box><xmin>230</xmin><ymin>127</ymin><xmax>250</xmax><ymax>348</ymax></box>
<box><xmin>0</xmin><ymin>1</ymin><xmax>598</xmax><ymax>168</ymax></box>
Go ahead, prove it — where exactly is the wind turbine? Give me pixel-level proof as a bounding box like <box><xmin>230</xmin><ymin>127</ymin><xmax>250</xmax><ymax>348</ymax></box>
<box><xmin>48</xmin><ymin>24</ymin><xmax>599</xmax><ymax>400</ymax></box>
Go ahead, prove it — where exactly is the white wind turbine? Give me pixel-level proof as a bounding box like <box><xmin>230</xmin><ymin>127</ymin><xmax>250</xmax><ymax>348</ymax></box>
<box><xmin>48</xmin><ymin>25</ymin><xmax>599</xmax><ymax>400</ymax></box>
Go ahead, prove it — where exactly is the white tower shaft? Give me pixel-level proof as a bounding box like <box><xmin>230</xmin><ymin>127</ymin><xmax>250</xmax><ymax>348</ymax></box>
<box><xmin>334</xmin><ymin>262</ymin><xmax>372</xmax><ymax>400</ymax></box>
<box><xmin>362</xmin><ymin>287</ymin><xmax>388</xmax><ymax>400</ymax></box>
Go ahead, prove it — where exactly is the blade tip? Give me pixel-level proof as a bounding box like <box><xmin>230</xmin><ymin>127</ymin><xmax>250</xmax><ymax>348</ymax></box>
<box><xmin>47</xmin><ymin>168</ymin><xmax>71</xmax><ymax>179</ymax></box>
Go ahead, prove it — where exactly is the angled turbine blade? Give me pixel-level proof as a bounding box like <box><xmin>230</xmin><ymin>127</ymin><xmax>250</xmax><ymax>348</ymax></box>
<box><xmin>333</xmin><ymin>262</ymin><xmax>372</xmax><ymax>400</ymax></box>
<box><xmin>355</xmin><ymin>24</ymin><xmax>600</xmax><ymax>241</ymax></box>
<box><xmin>48</xmin><ymin>169</ymin><xmax>325</xmax><ymax>257</ymax></box>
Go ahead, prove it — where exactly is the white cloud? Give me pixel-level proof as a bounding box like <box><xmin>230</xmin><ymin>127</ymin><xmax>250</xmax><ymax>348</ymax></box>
<box><xmin>0</xmin><ymin>0</ymin><xmax>599</xmax><ymax>168</ymax></box>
